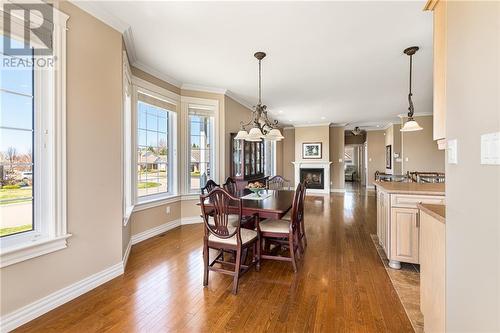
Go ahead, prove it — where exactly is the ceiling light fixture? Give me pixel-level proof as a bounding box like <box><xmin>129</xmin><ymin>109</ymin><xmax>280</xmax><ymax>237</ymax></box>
<box><xmin>400</xmin><ymin>46</ymin><xmax>423</xmax><ymax>132</ymax></box>
<box><xmin>234</xmin><ymin>52</ymin><xmax>284</xmax><ymax>141</ymax></box>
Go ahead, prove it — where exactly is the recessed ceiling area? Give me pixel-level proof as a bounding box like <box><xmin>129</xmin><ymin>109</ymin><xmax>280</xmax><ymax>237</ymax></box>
<box><xmin>74</xmin><ymin>1</ymin><xmax>433</xmax><ymax>127</ymax></box>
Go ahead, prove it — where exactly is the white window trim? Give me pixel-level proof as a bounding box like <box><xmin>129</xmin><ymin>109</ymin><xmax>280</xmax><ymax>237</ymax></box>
<box><xmin>132</xmin><ymin>78</ymin><xmax>180</xmax><ymax>209</ymax></box>
<box><xmin>122</xmin><ymin>52</ymin><xmax>133</xmax><ymax>226</ymax></box>
<box><xmin>181</xmin><ymin>96</ymin><xmax>220</xmax><ymax>195</ymax></box>
<box><xmin>0</xmin><ymin>5</ymin><xmax>70</xmax><ymax>268</ymax></box>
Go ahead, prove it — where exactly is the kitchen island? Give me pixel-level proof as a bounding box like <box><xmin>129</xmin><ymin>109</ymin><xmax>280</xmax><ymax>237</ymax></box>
<box><xmin>374</xmin><ymin>181</ymin><xmax>445</xmax><ymax>269</ymax></box>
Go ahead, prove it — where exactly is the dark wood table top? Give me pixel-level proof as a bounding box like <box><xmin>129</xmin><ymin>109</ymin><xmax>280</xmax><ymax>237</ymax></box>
<box><xmin>201</xmin><ymin>189</ymin><xmax>294</xmax><ymax>219</ymax></box>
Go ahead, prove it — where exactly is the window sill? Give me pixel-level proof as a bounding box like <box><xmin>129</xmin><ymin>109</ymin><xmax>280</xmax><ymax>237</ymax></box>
<box><xmin>0</xmin><ymin>234</ymin><xmax>72</xmax><ymax>268</ymax></box>
<box><xmin>133</xmin><ymin>195</ymin><xmax>181</xmax><ymax>212</ymax></box>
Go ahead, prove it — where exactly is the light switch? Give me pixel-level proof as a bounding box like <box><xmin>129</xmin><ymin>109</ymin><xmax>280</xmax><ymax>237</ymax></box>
<box><xmin>338</xmin><ymin>158</ymin><xmax>343</xmax><ymax>163</ymax></box>
<box><xmin>405</xmin><ymin>157</ymin><xmax>409</xmax><ymax>162</ymax></box>
<box><xmin>481</xmin><ymin>132</ymin><xmax>500</xmax><ymax>165</ymax></box>
<box><xmin>447</xmin><ymin>139</ymin><xmax>458</xmax><ymax>164</ymax></box>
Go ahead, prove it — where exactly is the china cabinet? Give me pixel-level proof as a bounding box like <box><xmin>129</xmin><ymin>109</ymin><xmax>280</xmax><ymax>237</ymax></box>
<box><xmin>230</xmin><ymin>133</ymin><xmax>266</xmax><ymax>189</ymax></box>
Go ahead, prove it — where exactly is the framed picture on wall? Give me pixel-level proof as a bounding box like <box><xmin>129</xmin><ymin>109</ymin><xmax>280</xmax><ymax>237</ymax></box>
<box><xmin>386</xmin><ymin>145</ymin><xmax>392</xmax><ymax>169</ymax></box>
<box><xmin>303</xmin><ymin>142</ymin><xmax>322</xmax><ymax>159</ymax></box>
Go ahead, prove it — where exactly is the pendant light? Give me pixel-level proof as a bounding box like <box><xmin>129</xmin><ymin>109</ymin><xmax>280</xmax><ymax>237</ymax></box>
<box><xmin>401</xmin><ymin>46</ymin><xmax>423</xmax><ymax>132</ymax></box>
<box><xmin>234</xmin><ymin>52</ymin><xmax>284</xmax><ymax>141</ymax></box>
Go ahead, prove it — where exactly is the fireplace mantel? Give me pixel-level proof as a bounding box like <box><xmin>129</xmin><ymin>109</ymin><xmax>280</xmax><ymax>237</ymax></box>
<box><xmin>292</xmin><ymin>161</ymin><xmax>332</xmax><ymax>194</ymax></box>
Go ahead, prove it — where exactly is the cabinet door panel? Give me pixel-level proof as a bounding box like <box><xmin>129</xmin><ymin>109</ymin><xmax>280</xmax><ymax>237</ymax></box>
<box><xmin>390</xmin><ymin>207</ymin><xmax>419</xmax><ymax>263</ymax></box>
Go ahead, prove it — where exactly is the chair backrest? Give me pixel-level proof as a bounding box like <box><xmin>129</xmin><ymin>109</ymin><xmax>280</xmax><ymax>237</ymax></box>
<box><xmin>201</xmin><ymin>179</ymin><xmax>220</xmax><ymax>194</ymax></box>
<box><xmin>223</xmin><ymin>177</ymin><xmax>237</xmax><ymax>194</ymax></box>
<box><xmin>267</xmin><ymin>175</ymin><xmax>290</xmax><ymax>191</ymax></box>
<box><xmin>200</xmin><ymin>187</ymin><xmax>242</xmax><ymax>241</ymax></box>
<box><xmin>289</xmin><ymin>182</ymin><xmax>305</xmax><ymax>232</ymax></box>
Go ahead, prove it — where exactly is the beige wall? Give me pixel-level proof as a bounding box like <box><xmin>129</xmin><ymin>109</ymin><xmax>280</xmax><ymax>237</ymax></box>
<box><xmin>131</xmin><ymin>202</ymin><xmax>181</xmax><ymax>235</ymax></box>
<box><xmin>132</xmin><ymin>66</ymin><xmax>181</xmax><ymax>95</ymax></box>
<box><xmin>1</xmin><ymin>2</ymin><xmax>123</xmax><ymax>316</ymax></box>
<box><xmin>401</xmin><ymin>116</ymin><xmax>445</xmax><ymax>173</ymax></box>
<box><xmin>366</xmin><ymin>131</ymin><xmax>386</xmax><ymax>186</ymax></box>
<box><xmin>445</xmin><ymin>1</ymin><xmax>500</xmax><ymax>331</ymax></box>
<box><xmin>392</xmin><ymin>124</ymin><xmax>402</xmax><ymax>174</ymax></box>
<box><xmin>282</xmin><ymin>128</ymin><xmax>295</xmax><ymax>186</ymax></box>
<box><xmin>294</xmin><ymin>126</ymin><xmax>330</xmax><ymax>162</ymax></box>
<box><xmin>330</xmin><ymin>126</ymin><xmax>345</xmax><ymax>190</ymax></box>
<box><xmin>384</xmin><ymin>125</ymin><xmax>394</xmax><ymax>174</ymax></box>
<box><xmin>223</xmin><ymin>96</ymin><xmax>252</xmax><ymax>179</ymax></box>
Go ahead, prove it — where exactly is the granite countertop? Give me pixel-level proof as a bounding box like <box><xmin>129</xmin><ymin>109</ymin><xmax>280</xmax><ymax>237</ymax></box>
<box><xmin>373</xmin><ymin>181</ymin><xmax>445</xmax><ymax>196</ymax></box>
<box><xmin>418</xmin><ymin>203</ymin><xmax>446</xmax><ymax>224</ymax></box>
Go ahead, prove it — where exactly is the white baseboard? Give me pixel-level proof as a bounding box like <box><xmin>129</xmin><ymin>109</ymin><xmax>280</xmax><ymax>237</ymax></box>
<box><xmin>330</xmin><ymin>188</ymin><xmax>346</xmax><ymax>193</ymax></box>
<box><xmin>1</xmin><ymin>217</ymin><xmax>203</xmax><ymax>332</ymax></box>
<box><xmin>0</xmin><ymin>262</ymin><xmax>124</xmax><ymax>333</ymax></box>
<box><xmin>131</xmin><ymin>219</ymin><xmax>181</xmax><ymax>245</ymax></box>
<box><xmin>181</xmin><ymin>216</ymin><xmax>203</xmax><ymax>225</ymax></box>
<box><xmin>122</xmin><ymin>240</ymin><xmax>132</xmax><ymax>269</ymax></box>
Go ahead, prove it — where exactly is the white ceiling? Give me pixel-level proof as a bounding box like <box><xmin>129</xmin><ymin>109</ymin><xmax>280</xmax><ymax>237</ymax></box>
<box><xmin>74</xmin><ymin>1</ymin><xmax>433</xmax><ymax>127</ymax></box>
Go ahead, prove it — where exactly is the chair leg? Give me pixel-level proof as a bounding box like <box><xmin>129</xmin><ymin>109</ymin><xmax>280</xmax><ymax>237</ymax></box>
<box><xmin>255</xmin><ymin>237</ymin><xmax>261</xmax><ymax>271</ymax></box>
<box><xmin>301</xmin><ymin>220</ymin><xmax>308</xmax><ymax>248</ymax></box>
<box><xmin>232</xmin><ymin>247</ymin><xmax>242</xmax><ymax>294</ymax></box>
<box><xmin>289</xmin><ymin>236</ymin><xmax>298</xmax><ymax>273</ymax></box>
<box><xmin>203</xmin><ymin>241</ymin><xmax>209</xmax><ymax>286</ymax></box>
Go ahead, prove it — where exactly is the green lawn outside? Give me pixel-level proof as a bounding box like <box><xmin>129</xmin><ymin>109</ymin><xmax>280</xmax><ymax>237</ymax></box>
<box><xmin>137</xmin><ymin>182</ymin><xmax>161</xmax><ymax>189</ymax></box>
<box><xmin>0</xmin><ymin>224</ymin><xmax>32</xmax><ymax>237</ymax></box>
<box><xmin>0</xmin><ymin>187</ymin><xmax>32</xmax><ymax>205</ymax></box>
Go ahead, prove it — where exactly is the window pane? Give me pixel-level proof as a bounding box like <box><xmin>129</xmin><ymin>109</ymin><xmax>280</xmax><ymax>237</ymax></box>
<box><xmin>0</xmin><ymin>36</ymin><xmax>34</xmax><ymax>237</ymax></box>
<box><xmin>189</xmin><ymin>113</ymin><xmax>214</xmax><ymax>191</ymax></box>
<box><xmin>136</xmin><ymin>100</ymin><xmax>170</xmax><ymax>199</ymax></box>
<box><xmin>1</xmin><ymin>91</ymin><xmax>34</xmax><ymax>129</ymax></box>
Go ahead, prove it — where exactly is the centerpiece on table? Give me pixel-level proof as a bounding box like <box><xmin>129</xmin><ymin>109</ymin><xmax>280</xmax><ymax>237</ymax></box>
<box><xmin>246</xmin><ymin>181</ymin><xmax>266</xmax><ymax>197</ymax></box>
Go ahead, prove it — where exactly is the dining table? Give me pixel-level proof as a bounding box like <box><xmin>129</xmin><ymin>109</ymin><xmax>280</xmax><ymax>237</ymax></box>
<box><xmin>200</xmin><ymin>189</ymin><xmax>294</xmax><ymax>220</ymax></box>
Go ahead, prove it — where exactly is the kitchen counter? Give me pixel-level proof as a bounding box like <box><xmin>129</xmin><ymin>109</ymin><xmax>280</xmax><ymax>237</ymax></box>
<box><xmin>418</xmin><ymin>203</ymin><xmax>446</xmax><ymax>224</ymax></box>
<box><xmin>373</xmin><ymin>181</ymin><xmax>445</xmax><ymax>196</ymax></box>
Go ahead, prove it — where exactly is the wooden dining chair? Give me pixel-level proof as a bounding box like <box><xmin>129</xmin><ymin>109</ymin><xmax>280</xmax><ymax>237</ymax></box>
<box><xmin>281</xmin><ymin>182</ymin><xmax>307</xmax><ymax>252</ymax></box>
<box><xmin>201</xmin><ymin>179</ymin><xmax>220</xmax><ymax>194</ymax></box>
<box><xmin>200</xmin><ymin>188</ymin><xmax>260</xmax><ymax>294</ymax></box>
<box><xmin>266</xmin><ymin>175</ymin><xmax>291</xmax><ymax>191</ymax></box>
<box><xmin>257</xmin><ymin>183</ymin><xmax>305</xmax><ymax>272</ymax></box>
<box><xmin>223</xmin><ymin>177</ymin><xmax>237</xmax><ymax>194</ymax></box>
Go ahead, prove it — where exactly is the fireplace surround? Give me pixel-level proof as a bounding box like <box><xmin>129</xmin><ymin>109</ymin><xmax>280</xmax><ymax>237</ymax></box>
<box><xmin>292</xmin><ymin>160</ymin><xmax>332</xmax><ymax>194</ymax></box>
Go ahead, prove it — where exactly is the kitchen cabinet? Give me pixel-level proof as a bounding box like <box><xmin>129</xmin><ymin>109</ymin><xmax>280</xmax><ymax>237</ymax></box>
<box><xmin>419</xmin><ymin>204</ymin><xmax>446</xmax><ymax>333</ymax></box>
<box><xmin>375</xmin><ymin>182</ymin><xmax>445</xmax><ymax>269</ymax></box>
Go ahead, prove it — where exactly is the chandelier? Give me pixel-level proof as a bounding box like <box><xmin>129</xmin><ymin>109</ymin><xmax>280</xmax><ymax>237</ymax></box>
<box><xmin>400</xmin><ymin>46</ymin><xmax>423</xmax><ymax>132</ymax></box>
<box><xmin>234</xmin><ymin>52</ymin><xmax>284</xmax><ymax>141</ymax></box>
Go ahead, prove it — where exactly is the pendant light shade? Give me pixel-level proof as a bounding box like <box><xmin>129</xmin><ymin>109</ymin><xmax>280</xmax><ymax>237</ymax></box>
<box><xmin>400</xmin><ymin>46</ymin><xmax>423</xmax><ymax>132</ymax></box>
<box><xmin>234</xmin><ymin>129</ymin><xmax>249</xmax><ymax>140</ymax></box>
<box><xmin>400</xmin><ymin>118</ymin><xmax>423</xmax><ymax>132</ymax></box>
<box><xmin>265</xmin><ymin>128</ymin><xmax>284</xmax><ymax>141</ymax></box>
<box><xmin>248</xmin><ymin>127</ymin><xmax>265</xmax><ymax>140</ymax></box>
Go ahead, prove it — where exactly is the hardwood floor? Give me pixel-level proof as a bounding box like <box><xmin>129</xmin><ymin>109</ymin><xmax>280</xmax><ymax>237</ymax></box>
<box><xmin>16</xmin><ymin>190</ymin><xmax>414</xmax><ymax>332</ymax></box>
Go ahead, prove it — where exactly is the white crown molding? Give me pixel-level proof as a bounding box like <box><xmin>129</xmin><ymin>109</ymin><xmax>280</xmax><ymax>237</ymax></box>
<box><xmin>132</xmin><ymin>61</ymin><xmax>182</xmax><ymax>88</ymax></box>
<box><xmin>293</xmin><ymin>122</ymin><xmax>331</xmax><ymax>128</ymax></box>
<box><xmin>224</xmin><ymin>90</ymin><xmax>254</xmax><ymax>111</ymax></box>
<box><xmin>329</xmin><ymin>123</ymin><xmax>347</xmax><ymax>128</ymax></box>
<box><xmin>123</xmin><ymin>27</ymin><xmax>137</xmax><ymax>64</ymax></box>
<box><xmin>0</xmin><ymin>262</ymin><xmax>124</xmax><ymax>332</ymax></box>
<box><xmin>283</xmin><ymin>126</ymin><xmax>295</xmax><ymax>130</ymax></box>
<box><xmin>70</xmin><ymin>1</ymin><xmax>129</xmax><ymax>32</ymax></box>
<box><xmin>181</xmin><ymin>83</ymin><xmax>227</xmax><ymax>95</ymax></box>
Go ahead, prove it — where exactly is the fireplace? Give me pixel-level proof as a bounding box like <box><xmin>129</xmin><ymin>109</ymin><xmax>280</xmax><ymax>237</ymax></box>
<box><xmin>300</xmin><ymin>168</ymin><xmax>324</xmax><ymax>189</ymax></box>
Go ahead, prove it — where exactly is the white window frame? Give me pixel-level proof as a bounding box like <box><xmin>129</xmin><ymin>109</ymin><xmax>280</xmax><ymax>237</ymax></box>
<box><xmin>187</xmin><ymin>107</ymin><xmax>216</xmax><ymax>193</ymax></box>
<box><xmin>0</xmin><ymin>4</ymin><xmax>70</xmax><ymax>268</ymax></box>
<box><xmin>122</xmin><ymin>52</ymin><xmax>133</xmax><ymax>225</ymax></box>
<box><xmin>181</xmin><ymin>96</ymin><xmax>220</xmax><ymax>195</ymax></box>
<box><xmin>132</xmin><ymin>77</ymin><xmax>179</xmax><ymax>208</ymax></box>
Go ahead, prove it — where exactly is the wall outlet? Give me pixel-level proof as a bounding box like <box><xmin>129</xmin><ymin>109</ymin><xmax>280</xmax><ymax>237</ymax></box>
<box><xmin>481</xmin><ymin>132</ymin><xmax>500</xmax><ymax>165</ymax></box>
<box><xmin>166</xmin><ymin>206</ymin><xmax>171</xmax><ymax>214</ymax></box>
